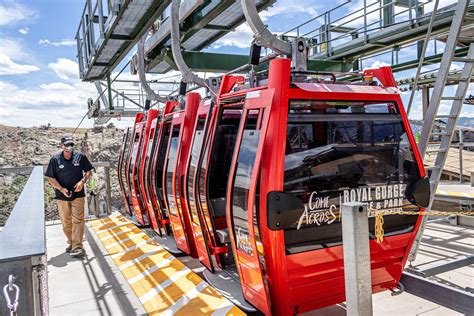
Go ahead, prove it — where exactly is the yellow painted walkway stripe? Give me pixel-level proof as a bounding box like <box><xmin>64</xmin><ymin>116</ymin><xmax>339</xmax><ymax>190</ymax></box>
<box><xmin>88</xmin><ymin>212</ymin><xmax>245</xmax><ymax>316</ymax></box>
<box><xmin>436</xmin><ymin>189</ymin><xmax>474</xmax><ymax>198</ymax></box>
<box><xmin>100</xmin><ymin>226</ymin><xmax>141</xmax><ymax>241</ymax></box>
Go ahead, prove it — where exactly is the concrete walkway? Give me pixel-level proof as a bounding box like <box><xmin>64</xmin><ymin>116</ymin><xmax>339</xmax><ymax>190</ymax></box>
<box><xmin>46</xmin><ymin>221</ymin><xmax>146</xmax><ymax>315</ymax></box>
<box><xmin>46</xmin><ymin>218</ymin><xmax>469</xmax><ymax>315</ymax></box>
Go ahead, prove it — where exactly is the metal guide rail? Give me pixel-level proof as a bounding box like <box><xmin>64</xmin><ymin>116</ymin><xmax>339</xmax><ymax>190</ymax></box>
<box><xmin>87</xmin><ymin>212</ymin><xmax>244</xmax><ymax>315</ymax></box>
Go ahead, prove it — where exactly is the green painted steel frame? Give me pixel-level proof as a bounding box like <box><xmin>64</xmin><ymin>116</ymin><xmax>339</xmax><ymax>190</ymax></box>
<box><xmin>145</xmin><ymin>0</ymin><xmax>275</xmax><ymax>73</ymax></box>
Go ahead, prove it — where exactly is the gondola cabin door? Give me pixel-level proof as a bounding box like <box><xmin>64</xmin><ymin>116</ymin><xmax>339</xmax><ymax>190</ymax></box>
<box><xmin>226</xmin><ymin>89</ymin><xmax>274</xmax><ymax>315</ymax></box>
<box><xmin>124</xmin><ymin>114</ymin><xmax>144</xmax><ymax>218</ymax></box>
<box><xmin>141</xmin><ymin>115</ymin><xmax>160</xmax><ymax>231</ymax></box>
<box><xmin>163</xmin><ymin>118</ymin><xmax>190</xmax><ymax>253</ymax></box>
<box><xmin>118</xmin><ymin>127</ymin><xmax>134</xmax><ymax>215</ymax></box>
<box><xmin>162</xmin><ymin>94</ymin><xmax>199</xmax><ymax>257</ymax></box>
<box><xmin>184</xmin><ymin>99</ymin><xmax>214</xmax><ymax>270</ymax></box>
<box><xmin>129</xmin><ymin>119</ymin><xmax>149</xmax><ymax>225</ymax></box>
<box><xmin>131</xmin><ymin>122</ymin><xmax>148</xmax><ymax>226</ymax></box>
<box><xmin>150</xmin><ymin>101</ymin><xmax>178</xmax><ymax>236</ymax></box>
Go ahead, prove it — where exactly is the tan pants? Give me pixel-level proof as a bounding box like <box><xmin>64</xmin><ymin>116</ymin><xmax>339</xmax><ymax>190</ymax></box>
<box><xmin>57</xmin><ymin>197</ymin><xmax>85</xmax><ymax>249</ymax></box>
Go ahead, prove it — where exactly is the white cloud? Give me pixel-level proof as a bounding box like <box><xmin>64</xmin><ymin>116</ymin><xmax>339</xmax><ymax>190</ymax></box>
<box><xmin>48</xmin><ymin>58</ymin><xmax>79</xmax><ymax>80</ymax></box>
<box><xmin>39</xmin><ymin>82</ymin><xmax>76</xmax><ymax>91</ymax></box>
<box><xmin>0</xmin><ymin>2</ymin><xmax>36</xmax><ymax>26</ymax></box>
<box><xmin>260</xmin><ymin>0</ymin><xmax>319</xmax><ymax>20</ymax></box>
<box><xmin>213</xmin><ymin>24</ymin><xmax>254</xmax><ymax>49</ymax></box>
<box><xmin>0</xmin><ymin>53</ymin><xmax>39</xmax><ymax>75</ymax></box>
<box><xmin>0</xmin><ymin>79</ymin><xmax>98</xmax><ymax>127</ymax></box>
<box><xmin>0</xmin><ymin>38</ymin><xmax>30</xmax><ymax>61</ymax></box>
<box><xmin>364</xmin><ymin>60</ymin><xmax>391</xmax><ymax>70</ymax></box>
<box><xmin>0</xmin><ymin>80</ymin><xmax>17</xmax><ymax>91</ymax></box>
<box><xmin>18</xmin><ymin>27</ymin><xmax>29</xmax><ymax>35</ymax></box>
<box><xmin>39</xmin><ymin>39</ymin><xmax>76</xmax><ymax>47</ymax></box>
<box><xmin>0</xmin><ymin>68</ymin><xmax>178</xmax><ymax>127</ymax></box>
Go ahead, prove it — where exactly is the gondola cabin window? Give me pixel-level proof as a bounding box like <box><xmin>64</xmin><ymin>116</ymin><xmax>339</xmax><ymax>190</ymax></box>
<box><xmin>130</xmin><ymin>133</ymin><xmax>140</xmax><ymax>197</ymax></box>
<box><xmin>155</xmin><ymin>124</ymin><xmax>170</xmax><ymax>197</ymax></box>
<box><xmin>166</xmin><ymin>126</ymin><xmax>180</xmax><ymax>216</ymax></box>
<box><xmin>231</xmin><ymin>111</ymin><xmax>261</xmax><ymax>256</ymax></box>
<box><xmin>146</xmin><ymin>130</ymin><xmax>154</xmax><ymax>158</ymax></box>
<box><xmin>283</xmin><ymin>100</ymin><xmax>421</xmax><ymax>254</ymax></box>
<box><xmin>187</xmin><ymin>117</ymin><xmax>206</xmax><ymax>223</ymax></box>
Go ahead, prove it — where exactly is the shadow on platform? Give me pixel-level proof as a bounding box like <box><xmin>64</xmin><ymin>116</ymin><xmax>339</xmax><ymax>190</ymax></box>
<box><xmin>46</xmin><ymin>223</ymin><xmax>145</xmax><ymax>315</ymax></box>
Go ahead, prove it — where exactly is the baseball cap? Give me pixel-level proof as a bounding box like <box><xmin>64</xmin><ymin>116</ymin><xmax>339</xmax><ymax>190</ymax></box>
<box><xmin>61</xmin><ymin>135</ymin><xmax>74</xmax><ymax>145</ymax></box>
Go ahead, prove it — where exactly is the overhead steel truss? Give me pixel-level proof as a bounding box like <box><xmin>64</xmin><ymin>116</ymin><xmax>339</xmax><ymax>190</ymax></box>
<box><xmin>76</xmin><ymin>0</ymin><xmax>170</xmax><ymax>81</ymax></box>
<box><xmin>140</xmin><ymin>0</ymin><xmax>277</xmax><ymax>74</ymax></box>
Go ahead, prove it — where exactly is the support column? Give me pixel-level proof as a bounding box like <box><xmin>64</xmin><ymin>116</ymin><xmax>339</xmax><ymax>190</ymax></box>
<box><xmin>342</xmin><ymin>202</ymin><xmax>373</xmax><ymax>316</ymax></box>
<box><xmin>107</xmin><ymin>74</ymin><xmax>113</xmax><ymax>110</ymax></box>
<box><xmin>422</xmin><ymin>87</ymin><xmax>430</xmax><ymax>120</ymax></box>
<box><xmin>383</xmin><ymin>0</ymin><xmax>395</xmax><ymax>26</ymax></box>
<box><xmin>104</xmin><ymin>166</ymin><xmax>112</xmax><ymax>214</ymax></box>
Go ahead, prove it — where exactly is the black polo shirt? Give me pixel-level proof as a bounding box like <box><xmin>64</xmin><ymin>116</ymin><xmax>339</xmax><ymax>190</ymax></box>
<box><xmin>45</xmin><ymin>151</ymin><xmax>94</xmax><ymax>201</ymax></box>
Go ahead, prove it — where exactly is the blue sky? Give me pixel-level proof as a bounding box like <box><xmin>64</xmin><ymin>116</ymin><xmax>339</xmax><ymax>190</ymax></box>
<box><xmin>0</xmin><ymin>0</ymin><xmax>465</xmax><ymax>128</ymax></box>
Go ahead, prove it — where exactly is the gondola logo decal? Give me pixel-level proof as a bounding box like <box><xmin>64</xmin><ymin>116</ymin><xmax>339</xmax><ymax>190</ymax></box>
<box><xmin>236</xmin><ymin>227</ymin><xmax>254</xmax><ymax>256</ymax></box>
<box><xmin>297</xmin><ymin>184</ymin><xmax>406</xmax><ymax>230</ymax></box>
<box><xmin>297</xmin><ymin>193</ymin><xmax>337</xmax><ymax>229</ymax></box>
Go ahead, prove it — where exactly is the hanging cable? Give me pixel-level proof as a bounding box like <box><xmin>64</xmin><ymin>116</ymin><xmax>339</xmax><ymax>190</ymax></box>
<box><xmin>73</xmin><ymin>59</ymin><xmax>132</xmax><ymax>134</ymax></box>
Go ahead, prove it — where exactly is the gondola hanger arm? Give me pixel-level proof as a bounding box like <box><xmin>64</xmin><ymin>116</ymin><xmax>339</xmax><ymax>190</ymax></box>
<box><xmin>137</xmin><ymin>37</ymin><xmax>169</xmax><ymax>104</ymax></box>
<box><xmin>241</xmin><ymin>0</ymin><xmax>292</xmax><ymax>56</ymax></box>
<box><xmin>170</xmin><ymin>0</ymin><xmax>206</xmax><ymax>88</ymax></box>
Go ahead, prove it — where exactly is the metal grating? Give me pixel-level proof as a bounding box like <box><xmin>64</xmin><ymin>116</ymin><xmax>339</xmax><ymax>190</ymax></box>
<box><xmin>182</xmin><ymin>29</ymin><xmax>221</xmax><ymax>49</ymax></box>
<box><xmin>76</xmin><ymin>0</ymin><xmax>169</xmax><ymax>81</ymax></box>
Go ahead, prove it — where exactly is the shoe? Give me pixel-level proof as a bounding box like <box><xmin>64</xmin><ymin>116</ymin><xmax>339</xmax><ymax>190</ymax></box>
<box><xmin>65</xmin><ymin>245</ymin><xmax>72</xmax><ymax>253</ymax></box>
<box><xmin>70</xmin><ymin>247</ymin><xmax>85</xmax><ymax>257</ymax></box>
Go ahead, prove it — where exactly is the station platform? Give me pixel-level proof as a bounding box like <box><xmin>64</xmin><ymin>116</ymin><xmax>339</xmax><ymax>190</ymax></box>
<box><xmin>45</xmin><ymin>213</ymin><xmax>470</xmax><ymax>315</ymax></box>
<box><xmin>47</xmin><ymin>213</ymin><xmax>242</xmax><ymax>315</ymax></box>
<box><xmin>436</xmin><ymin>183</ymin><xmax>474</xmax><ymax>202</ymax></box>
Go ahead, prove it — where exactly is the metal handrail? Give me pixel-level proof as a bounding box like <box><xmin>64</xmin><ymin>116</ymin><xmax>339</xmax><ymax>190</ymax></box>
<box><xmin>321</xmin><ymin>2</ymin><xmax>439</xmax><ymax>46</ymax></box>
<box><xmin>280</xmin><ymin>0</ymin><xmax>351</xmax><ymax>37</ymax></box>
<box><xmin>280</xmin><ymin>0</ymin><xmax>437</xmax><ymax>56</ymax></box>
<box><xmin>75</xmin><ymin>0</ymin><xmax>114</xmax><ymax>78</ymax></box>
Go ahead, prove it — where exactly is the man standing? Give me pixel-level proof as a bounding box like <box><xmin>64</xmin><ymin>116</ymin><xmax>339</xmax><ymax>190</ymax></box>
<box><xmin>45</xmin><ymin>136</ymin><xmax>94</xmax><ymax>257</ymax></box>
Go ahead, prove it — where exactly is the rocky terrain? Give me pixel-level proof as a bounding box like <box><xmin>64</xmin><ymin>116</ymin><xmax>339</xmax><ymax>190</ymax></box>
<box><xmin>0</xmin><ymin>124</ymin><xmax>124</xmax><ymax>226</ymax></box>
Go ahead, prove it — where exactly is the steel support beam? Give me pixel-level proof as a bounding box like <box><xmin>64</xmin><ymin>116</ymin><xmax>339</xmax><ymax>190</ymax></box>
<box><xmin>383</xmin><ymin>0</ymin><xmax>395</xmax><ymax>26</ymax></box>
<box><xmin>401</xmin><ymin>272</ymin><xmax>474</xmax><ymax>314</ymax></box>
<box><xmin>94</xmin><ymin>81</ymin><xmax>109</xmax><ymax>109</ymax></box>
<box><xmin>107</xmin><ymin>74</ymin><xmax>113</xmax><ymax>110</ymax></box>
<box><xmin>415</xmin><ymin>255</ymin><xmax>474</xmax><ymax>277</ymax></box>
<box><xmin>149</xmin><ymin>50</ymin><xmax>351</xmax><ymax>74</ymax></box>
<box><xmin>422</xmin><ymin>87</ymin><xmax>429</xmax><ymax>120</ymax></box>
<box><xmin>457</xmin><ymin>215</ymin><xmax>474</xmax><ymax>227</ymax></box>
